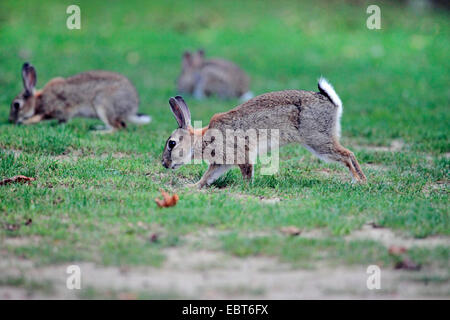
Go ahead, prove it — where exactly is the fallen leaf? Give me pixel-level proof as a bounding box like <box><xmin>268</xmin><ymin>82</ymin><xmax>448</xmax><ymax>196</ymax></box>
<box><xmin>395</xmin><ymin>258</ymin><xmax>421</xmax><ymax>271</ymax></box>
<box><xmin>388</xmin><ymin>245</ymin><xmax>407</xmax><ymax>255</ymax></box>
<box><xmin>388</xmin><ymin>246</ymin><xmax>421</xmax><ymax>271</ymax></box>
<box><xmin>280</xmin><ymin>226</ymin><xmax>302</xmax><ymax>236</ymax></box>
<box><xmin>155</xmin><ymin>190</ymin><xmax>179</xmax><ymax>208</ymax></box>
<box><xmin>0</xmin><ymin>175</ymin><xmax>36</xmax><ymax>186</ymax></box>
<box><xmin>149</xmin><ymin>233</ymin><xmax>159</xmax><ymax>243</ymax></box>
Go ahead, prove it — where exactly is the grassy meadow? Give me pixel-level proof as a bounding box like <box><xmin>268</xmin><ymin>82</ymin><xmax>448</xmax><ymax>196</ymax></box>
<box><xmin>0</xmin><ymin>0</ymin><xmax>448</xmax><ymax>298</ymax></box>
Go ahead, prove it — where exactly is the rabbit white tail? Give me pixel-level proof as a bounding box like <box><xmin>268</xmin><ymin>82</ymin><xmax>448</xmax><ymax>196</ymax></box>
<box><xmin>239</xmin><ymin>91</ymin><xmax>254</xmax><ymax>103</ymax></box>
<box><xmin>128</xmin><ymin>113</ymin><xmax>152</xmax><ymax>125</ymax></box>
<box><xmin>318</xmin><ymin>77</ymin><xmax>343</xmax><ymax>137</ymax></box>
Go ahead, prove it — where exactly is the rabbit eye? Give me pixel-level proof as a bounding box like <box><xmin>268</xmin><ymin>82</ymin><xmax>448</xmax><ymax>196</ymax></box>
<box><xmin>13</xmin><ymin>101</ymin><xmax>21</xmax><ymax>110</ymax></box>
<box><xmin>168</xmin><ymin>140</ymin><xmax>176</xmax><ymax>149</ymax></box>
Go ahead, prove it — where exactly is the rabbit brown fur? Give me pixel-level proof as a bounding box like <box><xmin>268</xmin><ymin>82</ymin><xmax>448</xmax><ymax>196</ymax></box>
<box><xmin>177</xmin><ymin>50</ymin><xmax>252</xmax><ymax>101</ymax></box>
<box><xmin>9</xmin><ymin>63</ymin><xmax>151</xmax><ymax>131</ymax></box>
<box><xmin>162</xmin><ymin>78</ymin><xmax>366</xmax><ymax>188</ymax></box>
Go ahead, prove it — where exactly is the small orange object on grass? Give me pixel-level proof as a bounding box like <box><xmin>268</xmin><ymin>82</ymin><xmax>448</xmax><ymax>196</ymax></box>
<box><xmin>155</xmin><ymin>190</ymin><xmax>179</xmax><ymax>208</ymax></box>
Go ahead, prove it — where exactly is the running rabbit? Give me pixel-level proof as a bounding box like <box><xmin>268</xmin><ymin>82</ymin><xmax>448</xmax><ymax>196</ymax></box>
<box><xmin>177</xmin><ymin>49</ymin><xmax>252</xmax><ymax>101</ymax></box>
<box><xmin>9</xmin><ymin>62</ymin><xmax>151</xmax><ymax>132</ymax></box>
<box><xmin>162</xmin><ymin>78</ymin><xmax>366</xmax><ymax>188</ymax></box>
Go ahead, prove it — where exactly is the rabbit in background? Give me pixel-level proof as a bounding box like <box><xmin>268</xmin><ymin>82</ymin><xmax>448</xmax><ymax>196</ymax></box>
<box><xmin>9</xmin><ymin>63</ymin><xmax>151</xmax><ymax>133</ymax></box>
<box><xmin>162</xmin><ymin>78</ymin><xmax>367</xmax><ymax>189</ymax></box>
<box><xmin>177</xmin><ymin>49</ymin><xmax>253</xmax><ymax>102</ymax></box>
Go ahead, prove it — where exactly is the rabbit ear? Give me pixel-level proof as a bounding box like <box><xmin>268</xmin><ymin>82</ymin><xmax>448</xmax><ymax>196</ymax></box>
<box><xmin>182</xmin><ymin>51</ymin><xmax>192</xmax><ymax>68</ymax></box>
<box><xmin>169</xmin><ymin>96</ymin><xmax>191</xmax><ymax>129</ymax></box>
<box><xmin>174</xmin><ymin>96</ymin><xmax>191</xmax><ymax>121</ymax></box>
<box><xmin>22</xmin><ymin>62</ymin><xmax>37</xmax><ymax>94</ymax></box>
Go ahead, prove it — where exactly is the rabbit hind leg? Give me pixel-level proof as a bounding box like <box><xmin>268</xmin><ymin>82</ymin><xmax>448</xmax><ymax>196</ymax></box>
<box><xmin>92</xmin><ymin>105</ymin><xmax>116</xmax><ymax>134</ymax></box>
<box><xmin>304</xmin><ymin>141</ymin><xmax>366</xmax><ymax>183</ymax></box>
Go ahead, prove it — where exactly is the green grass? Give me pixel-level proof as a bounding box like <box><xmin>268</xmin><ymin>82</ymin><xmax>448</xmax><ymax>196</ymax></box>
<box><xmin>0</xmin><ymin>275</ymin><xmax>54</xmax><ymax>295</ymax></box>
<box><xmin>0</xmin><ymin>0</ymin><xmax>448</xmax><ymax>286</ymax></box>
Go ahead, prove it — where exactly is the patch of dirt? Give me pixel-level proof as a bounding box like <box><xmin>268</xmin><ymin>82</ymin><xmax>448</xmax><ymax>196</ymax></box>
<box><xmin>298</xmin><ymin>229</ymin><xmax>327</xmax><ymax>239</ymax></box>
<box><xmin>0</xmin><ymin>246</ymin><xmax>448</xmax><ymax>299</ymax></box>
<box><xmin>364</xmin><ymin>163</ymin><xmax>389</xmax><ymax>172</ymax></box>
<box><xmin>147</xmin><ymin>172</ymin><xmax>193</xmax><ymax>187</ymax></box>
<box><xmin>183</xmin><ymin>228</ymin><xmax>274</xmax><ymax>246</ymax></box>
<box><xmin>0</xmin><ymin>287</ymin><xmax>32</xmax><ymax>300</ymax></box>
<box><xmin>1</xmin><ymin>226</ymin><xmax>448</xmax><ymax>299</ymax></box>
<box><xmin>1</xmin><ymin>148</ymin><xmax>23</xmax><ymax>157</ymax></box>
<box><xmin>230</xmin><ymin>193</ymin><xmax>281</xmax><ymax>204</ymax></box>
<box><xmin>356</xmin><ymin>139</ymin><xmax>405</xmax><ymax>152</ymax></box>
<box><xmin>2</xmin><ymin>236</ymin><xmax>41</xmax><ymax>247</ymax></box>
<box><xmin>102</xmin><ymin>152</ymin><xmax>129</xmax><ymax>159</ymax></box>
<box><xmin>52</xmin><ymin>150</ymin><xmax>83</xmax><ymax>162</ymax></box>
<box><xmin>316</xmin><ymin>168</ymin><xmax>350</xmax><ymax>181</ymax></box>
<box><xmin>422</xmin><ymin>180</ymin><xmax>449</xmax><ymax>197</ymax></box>
<box><xmin>53</xmin><ymin>151</ymin><xmax>130</xmax><ymax>162</ymax></box>
<box><xmin>260</xmin><ymin>198</ymin><xmax>281</xmax><ymax>204</ymax></box>
<box><xmin>347</xmin><ymin>224</ymin><xmax>450</xmax><ymax>249</ymax></box>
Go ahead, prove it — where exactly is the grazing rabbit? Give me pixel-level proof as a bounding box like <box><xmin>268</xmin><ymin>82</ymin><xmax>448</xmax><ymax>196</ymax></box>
<box><xmin>9</xmin><ymin>63</ymin><xmax>151</xmax><ymax>132</ymax></box>
<box><xmin>162</xmin><ymin>78</ymin><xmax>366</xmax><ymax>188</ymax></box>
<box><xmin>176</xmin><ymin>49</ymin><xmax>252</xmax><ymax>101</ymax></box>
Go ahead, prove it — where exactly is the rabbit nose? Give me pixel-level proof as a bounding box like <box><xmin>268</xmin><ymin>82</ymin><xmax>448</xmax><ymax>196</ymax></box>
<box><xmin>162</xmin><ymin>160</ymin><xmax>169</xmax><ymax>169</ymax></box>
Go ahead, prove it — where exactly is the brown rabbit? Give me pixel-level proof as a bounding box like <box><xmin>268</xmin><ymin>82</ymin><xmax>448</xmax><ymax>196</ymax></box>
<box><xmin>177</xmin><ymin>49</ymin><xmax>252</xmax><ymax>101</ymax></box>
<box><xmin>162</xmin><ymin>78</ymin><xmax>366</xmax><ymax>188</ymax></box>
<box><xmin>9</xmin><ymin>63</ymin><xmax>151</xmax><ymax>132</ymax></box>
